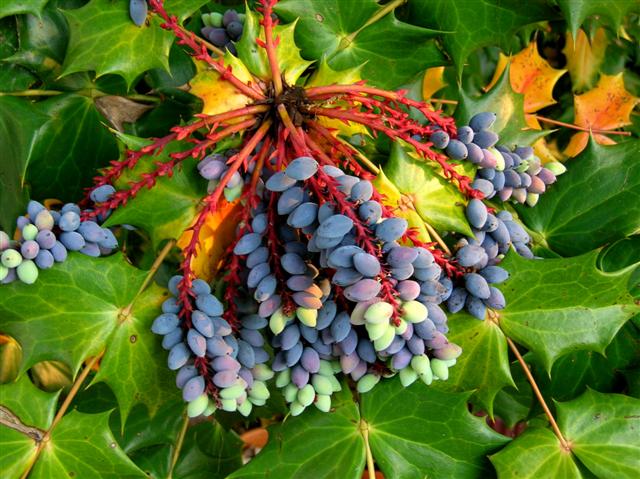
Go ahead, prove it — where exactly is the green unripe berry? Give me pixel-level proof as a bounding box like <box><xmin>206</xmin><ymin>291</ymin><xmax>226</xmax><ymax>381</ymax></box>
<box><xmin>219</xmin><ymin>382</ymin><xmax>245</xmax><ymax>400</ymax></box>
<box><xmin>283</xmin><ymin>383</ymin><xmax>298</xmax><ymax>403</ymax></box>
<box><xmin>269</xmin><ymin>307</ymin><xmax>289</xmax><ymax>334</ymax></box>
<box><xmin>203</xmin><ymin>399</ymin><xmax>217</xmax><ymax>417</ymax></box>
<box><xmin>430</xmin><ymin>358</ymin><xmax>449</xmax><ymax>380</ymax></box>
<box><xmin>289</xmin><ymin>400</ymin><xmax>305</xmax><ymax>416</ymax></box>
<box><xmin>318</xmin><ymin>360</ymin><xmax>334</xmax><ymax>377</ymax></box>
<box><xmin>187</xmin><ymin>394</ymin><xmax>209</xmax><ymax>417</ymax></box>
<box><xmin>276</xmin><ymin>369</ymin><xmax>291</xmax><ymax>388</ymax></box>
<box><xmin>297</xmin><ymin>384</ymin><xmax>315</xmax><ymax>407</ymax></box>
<box><xmin>314</xmin><ymin>394</ymin><xmax>331</xmax><ymax>412</ymax></box>
<box><xmin>296</xmin><ymin>307</ymin><xmax>317</xmax><ymax>327</ymax></box>
<box><xmin>253</xmin><ymin>363</ymin><xmax>274</xmax><ymax>381</ymax></box>
<box><xmin>328</xmin><ymin>375</ymin><xmax>342</xmax><ymax>392</ymax></box>
<box><xmin>410</xmin><ymin>355</ymin><xmax>431</xmax><ymax>375</ymax></box>
<box><xmin>545</xmin><ymin>161</ymin><xmax>567</xmax><ymax>175</ymax></box>
<box><xmin>311</xmin><ymin>374</ymin><xmax>333</xmax><ymax>395</ymax></box>
<box><xmin>402</xmin><ymin>301</ymin><xmax>428</xmax><ymax>323</ymax></box>
<box><xmin>356</xmin><ymin>373</ymin><xmax>380</xmax><ymax>393</ymax></box>
<box><xmin>237</xmin><ymin>399</ymin><xmax>253</xmax><ymax>417</ymax></box>
<box><xmin>365</xmin><ymin>321</ymin><xmax>388</xmax><ymax>341</ymax></box>
<box><xmin>209</xmin><ymin>11</ymin><xmax>223</xmax><ymax>27</ymax></box>
<box><xmin>1</xmin><ymin>249</ymin><xmax>22</xmax><ymax>269</ymax></box>
<box><xmin>399</xmin><ymin>367</ymin><xmax>418</xmax><ymax>387</ymax></box>
<box><xmin>394</xmin><ymin>318</ymin><xmax>408</xmax><ymax>335</ymax></box>
<box><xmin>364</xmin><ymin>301</ymin><xmax>393</xmax><ymax>324</ymax></box>
<box><xmin>248</xmin><ymin>381</ymin><xmax>269</xmax><ymax>401</ymax></box>
<box><xmin>17</xmin><ymin>260</ymin><xmax>38</xmax><ymax>285</ymax></box>
<box><xmin>373</xmin><ymin>325</ymin><xmax>395</xmax><ymax>351</ymax></box>
<box><xmin>221</xmin><ymin>398</ymin><xmax>237</xmax><ymax>412</ymax></box>
<box><xmin>22</xmin><ymin>224</ymin><xmax>38</xmax><ymax>241</ymax></box>
<box><xmin>0</xmin><ymin>265</ymin><xmax>8</xmax><ymax>281</ymax></box>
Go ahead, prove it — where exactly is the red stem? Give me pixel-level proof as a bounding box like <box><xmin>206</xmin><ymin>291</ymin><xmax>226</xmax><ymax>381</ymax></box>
<box><xmin>258</xmin><ymin>0</ymin><xmax>283</xmax><ymax>96</ymax></box>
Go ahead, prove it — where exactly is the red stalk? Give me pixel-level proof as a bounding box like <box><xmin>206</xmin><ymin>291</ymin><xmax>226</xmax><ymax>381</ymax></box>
<box><xmin>258</xmin><ymin>0</ymin><xmax>283</xmax><ymax>96</ymax></box>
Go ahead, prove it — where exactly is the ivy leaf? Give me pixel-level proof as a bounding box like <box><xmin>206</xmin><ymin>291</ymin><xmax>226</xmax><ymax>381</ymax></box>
<box><xmin>93</xmin><ymin>284</ymin><xmax>181</xmax><ymax>427</ymax></box>
<box><xmin>362</xmin><ymin>378</ymin><xmax>510</xmax><ymax>478</ymax></box>
<box><xmin>383</xmin><ymin>142</ymin><xmax>473</xmax><ymax>236</ymax></box>
<box><xmin>456</xmin><ymin>66</ymin><xmax>546</xmax><ymax>148</ymax></box>
<box><xmin>0</xmin><ymin>97</ymin><xmax>49</xmax><ymax>232</ymax></box>
<box><xmin>0</xmin><ymin>376</ymin><xmax>59</xmax><ymax>478</ymax></box>
<box><xmin>564</xmin><ymin>74</ymin><xmax>639</xmax><ymax>156</ymax></box>
<box><xmin>27</xmin><ymin>94</ymin><xmax>119</xmax><ymax>202</ymax></box>
<box><xmin>406</xmin><ymin>0</ymin><xmax>554</xmax><ymax>76</ymax></box>
<box><xmin>491</xmin><ymin>390</ymin><xmax>640</xmax><ymax>478</ymax></box>
<box><xmin>275</xmin><ymin>0</ymin><xmax>445</xmax><ymax>90</ymax></box>
<box><xmin>104</xmin><ymin>133</ymin><xmax>207</xmax><ymax>249</ymax></box>
<box><xmin>485</xmin><ymin>42</ymin><xmax>566</xmax><ymax>126</ymax></box>
<box><xmin>557</xmin><ymin>0</ymin><xmax>640</xmax><ymax>38</ymax></box>
<box><xmin>498</xmin><ymin>250</ymin><xmax>640</xmax><ymax>372</ymax></box>
<box><xmin>61</xmin><ymin>0</ymin><xmax>209</xmax><ymax>87</ymax></box>
<box><xmin>434</xmin><ymin>313</ymin><xmax>514</xmax><ymax>415</ymax></box>
<box><xmin>229</xmin><ymin>387</ymin><xmax>365</xmax><ymax>478</ymax></box>
<box><xmin>518</xmin><ymin>140</ymin><xmax>640</xmax><ymax>256</ymax></box>
<box><xmin>0</xmin><ymin>0</ymin><xmax>48</xmax><ymax>19</ymax></box>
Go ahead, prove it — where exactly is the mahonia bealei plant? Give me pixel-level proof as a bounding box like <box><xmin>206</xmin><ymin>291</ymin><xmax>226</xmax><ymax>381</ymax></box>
<box><xmin>0</xmin><ymin>0</ymin><xmax>566</xmax><ymax>419</ymax></box>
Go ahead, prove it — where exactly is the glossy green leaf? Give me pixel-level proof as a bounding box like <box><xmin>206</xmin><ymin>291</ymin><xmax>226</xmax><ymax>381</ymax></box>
<box><xmin>436</xmin><ymin>313</ymin><xmax>514</xmax><ymax>415</ymax></box>
<box><xmin>0</xmin><ymin>376</ymin><xmax>59</xmax><ymax>478</ymax></box>
<box><xmin>104</xmin><ymin>134</ymin><xmax>207</xmax><ymax>248</ymax></box>
<box><xmin>61</xmin><ymin>0</ymin><xmax>209</xmax><ymax>87</ymax></box>
<box><xmin>491</xmin><ymin>390</ymin><xmax>640</xmax><ymax>478</ymax></box>
<box><xmin>275</xmin><ymin>0</ymin><xmax>445</xmax><ymax>89</ymax></box>
<box><xmin>361</xmin><ymin>378</ymin><xmax>510</xmax><ymax>478</ymax></box>
<box><xmin>384</xmin><ymin>142</ymin><xmax>473</xmax><ymax>236</ymax></box>
<box><xmin>116</xmin><ymin>402</ymin><xmax>185</xmax><ymax>455</ymax></box>
<box><xmin>498</xmin><ymin>250</ymin><xmax>640</xmax><ymax>372</ymax></box>
<box><xmin>456</xmin><ymin>65</ymin><xmax>546</xmax><ymax>147</ymax></box>
<box><xmin>599</xmin><ymin>235</ymin><xmax>640</xmax><ymax>273</ymax></box>
<box><xmin>229</xmin><ymin>387</ymin><xmax>365</xmax><ymax>479</ymax></box>
<box><xmin>27</xmin><ymin>94</ymin><xmax>119</xmax><ymax>202</ymax></box>
<box><xmin>492</xmin><ymin>361</ymin><xmax>533</xmax><ymax>429</ymax></box>
<box><xmin>0</xmin><ymin>0</ymin><xmax>48</xmax><ymax>19</ymax></box>
<box><xmin>558</xmin><ymin>0</ymin><xmax>640</xmax><ymax>38</ymax></box>
<box><xmin>0</xmin><ymin>17</ymin><xmax>38</xmax><ymax>91</ymax></box>
<box><xmin>518</xmin><ymin>140</ymin><xmax>640</xmax><ymax>256</ymax></box>
<box><xmin>0</xmin><ymin>97</ymin><xmax>49</xmax><ymax>232</ymax></box>
<box><xmin>406</xmin><ymin>0</ymin><xmax>555</xmax><ymax>76</ymax></box>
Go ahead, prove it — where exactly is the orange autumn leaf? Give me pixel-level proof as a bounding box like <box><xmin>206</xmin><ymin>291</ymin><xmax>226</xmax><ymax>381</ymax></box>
<box><xmin>422</xmin><ymin>66</ymin><xmax>447</xmax><ymax>100</ymax></box>
<box><xmin>177</xmin><ymin>198</ymin><xmax>243</xmax><ymax>282</ymax></box>
<box><xmin>564</xmin><ymin>73</ymin><xmax>639</xmax><ymax>156</ymax></box>
<box><xmin>487</xmin><ymin>42</ymin><xmax>566</xmax><ymax>127</ymax></box>
<box><xmin>563</xmin><ymin>28</ymin><xmax>607</xmax><ymax>92</ymax></box>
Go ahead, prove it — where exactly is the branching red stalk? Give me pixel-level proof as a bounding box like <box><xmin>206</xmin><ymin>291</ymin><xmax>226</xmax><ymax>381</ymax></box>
<box><xmin>258</xmin><ymin>0</ymin><xmax>283</xmax><ymax>96</ymax></box>
<box><xmin>148</xmin><ymin>0</ymin><xmax>265</xmax><ymax>101</ymax></box>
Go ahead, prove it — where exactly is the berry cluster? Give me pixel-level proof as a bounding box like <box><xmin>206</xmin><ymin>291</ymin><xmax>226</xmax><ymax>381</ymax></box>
<box><xmin>201</xmin><ymin>10</ymin><xmax>246</xmax><ymax>55</ymax></box>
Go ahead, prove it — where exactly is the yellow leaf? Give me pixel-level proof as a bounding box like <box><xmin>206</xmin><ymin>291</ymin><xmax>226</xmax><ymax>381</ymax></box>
<box><xmin>485</xmin><ymin>53</ymin><xmax>509</xmax><ymax>92</ymax></box>
<box><xmin>564</xmin><ymin>73</ymin><xmax>639</xmax><ymax>156</ymax></box>
<box><xmin>563</xmin><ymin>28</ymin><xmax>607</xmax><ymax>92</ymax></box>
<box><xmin>177</xmin><ymin>199</ymin><xmax>243</xmax><ymax>282</ymax></box>
<box><xmin>190</xmin><ymin>53</ymin><xmax>254</xmax><ymax>117</ymax></box>
<box><xmin>422</xmin><ymin>66</ymin><xmax>447</xmax><ymax>100</ymax></box>
<box><xmin>487</xmin><ymin>43</ymin><xmax>566</xmax><ymax>113</ymax></box>
<box><xmin>533</xmin><ymin>137</ymin><xmax>565</xmax><ymax>164</ymax></box>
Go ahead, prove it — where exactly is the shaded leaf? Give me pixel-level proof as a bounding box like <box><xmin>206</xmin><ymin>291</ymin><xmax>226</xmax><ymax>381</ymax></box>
<box><xmin>564</xmin><ymin>73</ymin><xmax>639</xmax><ymax>156</ymax></box>
<box><xmin>498</xmin><ymin>250</ymin><xmax>640</xmax><ymax>372</ymax></box>
<box><xmin>0</xmin><ymin>16</ymin><xmax>38</xmax><ymax>91</ymax></box>
<box><xmin>362</xmin><ymin>377</ymin><xmax>510</xmax><ymax>478</ymax></box>
<box><xmin>0</xmin><ymin>0</ymin><xmax>48</xmax><ymax>19</ymax></box>
<box><xmin>518</xmin><ymin>140</ymin><xmax>640</xmax><ymax>256</ymax></box>
<box><xmin>492</xmin><ymin>361</ymin><xmax>533</xmax><ymax>429</ymax></box>
<box><xmin>275</xmin><ymin>0</ymin><xmax>445</xmax><ymax>89</ymax></box>
<box><xmin>563</xmin><ymin>28</ymin><xmax>608</xmax><ymax>92</ymax></box>
<box><xmin>557</xmin><ymin>0</ymin><xmax>640</xmax><ymax>38</ymax></box>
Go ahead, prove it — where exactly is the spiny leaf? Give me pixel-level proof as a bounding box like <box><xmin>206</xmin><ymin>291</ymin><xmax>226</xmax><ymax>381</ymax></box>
<box><xmin>563</xmin><ymin>28</ymin><xmax>608</xmax><ymax>92</ymax></box>
<box><xmin>406</xmin><ymin>0</ymin><xmax>555</xmax><ymax>76</ymax></box>
<box><xmin>422</xmin><ymin>66</ymin><xmax>447</xmax><ymax>100</ymax></box>
<box><xmin>228</xmin><ymin>387</ymin><xmax>365</xmax><ymax>478</ymax></box>
<box><xmin>0</xmin><ymin>97</ymin><xmax>49</xmax><ymax>232</ymax></box>
<box><xmin>557</xmin><ymin>0</ymin><xmax>640</xmax><ymax>38</ymax></box>
<box><xmin>361</xmin><ymin>378</ymin><xmax>510</xmax><ymax>478</ymax></box>
<box><xmin>0</xmin><ymin>16</ymin><xmax>38</xmax><ymax>91</ymax></box>
<box><xmin>518</xmin><ymin>139</ymin><xmax>640</xmax><ymax>256</ymax></box>
<box><xmin>564</xmin><ymin>73</ymin><xmax>639</xmax><ymax>156</ymax></box>
<box><xmin>486</xmin><ymin>42</ymin><xmax>566</xmax><ymax>126</ymax></box>
<box><xmin>434</xmin><ymin>313</ymin><xmax>514</xmax><ymax>415</ymax></box>
<box><xmin>456</xmin><ymin>65</ymin><xmax>546</xmax><ymax>148</ymax></box>
<box><xmin>104</xmin><ymin>134</ymin><xmax>207</xmax><ymax>249</ymax></box>
<box><xmin>491</xmin><ymin>390</ymin><xmax>640</xmax><ymax>478</ymax></box>
<box><xmin>275</xmin><ymin>0</ymin><xmax>445</xmax><ymax>90</ymax></box>
<box><xmin>383</xmin><ymin>142</ymin><xmax>473</xmax><ymax>236</ymax></box>
<box><xmin>0</xmin><ymin>0</ymin><xmax>48</xmax><ymax>19</ymax></box>
<box><xmin>498</xmin><ymin>250</ymin><xmax>640</xmax><ymax>372</ymax></box>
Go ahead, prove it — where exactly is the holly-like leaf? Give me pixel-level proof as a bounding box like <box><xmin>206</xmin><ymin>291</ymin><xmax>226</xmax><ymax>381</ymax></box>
<box><xmin>0</xmin><ymin>17</ymin><xmax>38</xmax><ymax>91</ymax></box>
<box><xmin>0</xmin><ymin>376</ymin><xmax>59</xmax><ymax>478</ymax></box>
<box><xmin>61</xmin><ymin>0</ymin><xmax>209</xmax><ymax>87</ymax></box>
<box><xmin>27</xmin><ymin>94</ymin><xmax>119</xmax><ymax>202</ymax></box>
<box><xmin>383</xmin><ymin>142</ymin><xmax>473</xmax><ymax>236</ymax></box>
<box><xmin>491</xmin><ymin>390</ymin><xmax>640</xmax><ymax>478</ymax></box>
<box><xmin>435</xmin><ymin>313</ymin><xmax>514</xmax><ymax>415</ymax></box>
<box><xmin>518</xmin><ymin>140</ymin><xmax>640</xmax><ymax>256</ymax></box>
<box><xmin>456</xmin><ymin>66</ymin><xmax>546</xmax><ymax>148</ymax></box>
<box><xmin>492</xmin><ymin>361</ymin><xmax>533</xmax><ymax>429</ymax></box>
<box><xmin>564</xmin><ymin>73</ymin><xmax>639</xmax><ymax>156</ymax></box>
<box><xmin>422</xmin><ymin>66</ymin><xmax>447</xmax><ymax>100</ymax></box>
<box><xmin>406</xmin><ymin>0</ymin><xmax>555</xmax><ymax>76</ymax></box>
<box><xmin>275</xmin><ymin>0</ymin><xmax>445</xmax><ymax>90</ymax></box>
<box><xmin>229</xmin><ymin>387</ymin><xmax>365</xmax><ymax>478</ymax></box>
<box><xmin>0</xmin><ymin>97</ymin><xmax>49</xmax><ymax>232</ymax></box>
<box><xmin>0</xmin><ymin>0</ymin><xmax>48</xmax><ymax>19</ymax></box>
<box><xmin>486</xmin><ymin>42</ymin><xmax>566</xmax><ymax>126</ymax></box>
<box><xmin>563</xmin><ymin>28</ymin><xmax>608</xmax><ymax>92</ymax></box>
<box><xmin>104</xmin><ymin>134</ymin><xmax>207</xmax><ymax>249</ymax></box>
<box><xmin>498</xmin><ymin>250</ymin><xmax>640</xmax><ymax>372</ymax></box>
<box><xmin>557</xmin><ymin>0</ymin><xmax>640</xmax><ymax>38</ymax></box>
<box><xmin>361</xmin><ymin>378</ymin><xmax>510</xmax><ymax>478</ymax></box>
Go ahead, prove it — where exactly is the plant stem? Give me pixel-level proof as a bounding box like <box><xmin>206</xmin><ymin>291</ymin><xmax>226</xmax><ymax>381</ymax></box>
<box><xmin>506</xmin><ymin>336</ymin><xmax>571</xmax><ymax>452</ymax></box>
<box><xmin>533</xmin><ymin>115</ymin><xmax>632</xmax><ymax>136</ymax></box>
<box><xmin>359</xmin><ymin>419</ymin><xmax>376</xmax><ymax>479</ymax></box>
<box><xmin>423</xmin><ymin>220</ymin><xmax>451</xmax><ymax>255</ymax></box>
<box><xmin>261</xmin><ymin>0</ymin><xmax>283</xmax><ymax>96</ymax></box>
<box><xmin>20</xmin><ymin>351</ymin><xmax>105</xmax><ymax>479</ymax></box>
<box><xmin>167</xmin><ymin>413</ymin><xmax>190</xmax><ymax>479</ymax></box>
<box><xmin>0</xmin><ymin>90</ymin><xmax>63</xmax><ymax>97</ymax></box>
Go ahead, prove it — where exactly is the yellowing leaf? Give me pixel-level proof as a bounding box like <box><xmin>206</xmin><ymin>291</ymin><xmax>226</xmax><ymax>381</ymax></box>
<box><xmin>422</xmin><ymin>66</ymin><xmax>447</xmax><ymax>100</ymax></box>
<box><xmin>564</xmin><ymin>73</ymin><xmax>639</xmax><ymax>156</ymax></box>
<box><xmin>533</xmin><ymin>137</ymin><xmax>565</xmax><ymax>164</ymax></box>
<box><xmin>177</xmin><ymin>199</ymin><xmax>243</xmax><ymax>282</ymax></box>
<box><xmin>563</xmin><ymin>28</ymin><xmax>607</xmax><ymax>92</ymax></box>
<box><xmin>190</xmin><ymin>54</ymin><xmax>254</xmax><ymax>116</ymax></box>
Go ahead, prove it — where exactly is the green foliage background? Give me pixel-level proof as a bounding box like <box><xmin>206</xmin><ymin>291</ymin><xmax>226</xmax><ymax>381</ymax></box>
<box><xmin>1</xmin><ymin>0</ymin><xmax>639</xmax><ymax>478</ymax></box>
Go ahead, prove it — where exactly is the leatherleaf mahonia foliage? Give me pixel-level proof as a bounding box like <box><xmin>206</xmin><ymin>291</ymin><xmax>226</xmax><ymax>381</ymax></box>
<box><xmin>1</xmin><ymin>0</ymin><xmax>639</xmax><ymax>478</ymax></box>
